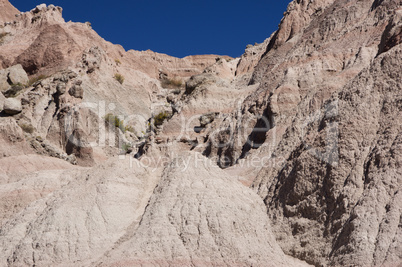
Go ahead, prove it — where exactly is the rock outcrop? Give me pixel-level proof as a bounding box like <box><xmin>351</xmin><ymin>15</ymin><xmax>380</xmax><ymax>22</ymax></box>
<box><xmin>0</xmin><ymin>157</ymin><xmax>157</xmax><ymax>266</ymax></box>
<box><xmin>0</xmin><ymin>117</ymin><xmax>31</xmax><ymax>158</ymax></box>
<box><xmin>188</xmin><ymin>0</ymin><xmax>402</xmax><ymax>266</ymax></box>
<box><xmin>98</xmin><ymin>152</ymin><xmax>309</xmax><ymax>267</ymax></box>
<box><xmin>0</xmin><ymin>0</ymin><xmax>401</xmax><ymax>266</ymax></box>
<box><xmin>0</xmin><ymin>0</ymin><xmax>18</xmax><ymax>24</ymax></box>
<box><xmin>252</xmin><ymin>43</ymin><xmax>402</xmax><ymax>267</ymax></box>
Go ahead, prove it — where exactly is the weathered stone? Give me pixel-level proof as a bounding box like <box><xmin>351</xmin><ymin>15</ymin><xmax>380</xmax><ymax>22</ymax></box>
<box><xmin>166</xmin><ymin>94</ymin><xmax>175</xmax><ymax>103</ymax></box>
<box><xmin>2</xmin><ymin>83</ymin><xmax>24</xmax><ymax>97</ymax></box>
<box><xmin>185</xmin><ymin>73</ymin><xmax>218</xmax><ymax>94</ymax></box>
<box><xmin>3</xmin><ymin>97</ymin><xmax>22</xmax><ymax>115</ymax></box>
<box><xmin>68</xmin><ymin>84</ymin><xmax>83</xmax><ymax>98</ymax></box>
<box><xmin>0</xmin><ymin>64</ymin><xmax>28</xmax><ymax>93</ymax></box>
<box><xmin>378</xmin><ymin>9</ymin><xmax>402</xmax><ymax>54</ymax></box>
<box><xmin>56</xmin><ymin>82</ymin><xmax>66</xmax><ymax>94</ymax></box>
<box><xmin>53</xmin><ymin>73</ymin><xmax>69</xmax><ymax>83</ymax></box>
<box><xmin>65</xmin><ymin>128</ymin><xmax>94</xmax><ymax>167</ymax></box>
<box><xmin>31</xmin><ymin>4</ymin><xmax>47</xmax><ymax>13</ymax></box>
<box><xmin>68</xmin><ymin>72</ymin><xmax>77</xmax><ymax>79</ymax></box>
<box><xmin>199</xmin><ymin>112</ymin><xmax>218</xmax><ymax>127</ymax></box>
<box><xmin>7</xmin><ymin>64</ymin><xmax>29</xmax><ymax>85</ymax></box>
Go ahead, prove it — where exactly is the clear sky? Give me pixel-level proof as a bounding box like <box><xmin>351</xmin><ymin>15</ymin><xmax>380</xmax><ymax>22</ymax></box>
<box><xmin>10</xmin><ymin>0</ymin><xmax>290</xmax><ymax>58</ymax></box>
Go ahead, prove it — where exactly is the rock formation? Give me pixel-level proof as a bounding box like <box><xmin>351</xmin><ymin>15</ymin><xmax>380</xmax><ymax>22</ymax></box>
<box><xmin>0</xmin><ymin>0</ymin><xmax>18</xmax><ymax>24</ymax></box>
<box><xmin>0</xmin><ymin>0</ymin><xmax>401</xmax><ymax>266</ymax></box>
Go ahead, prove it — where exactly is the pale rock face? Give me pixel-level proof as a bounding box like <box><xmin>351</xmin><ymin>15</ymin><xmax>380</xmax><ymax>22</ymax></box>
<box><xmin>326</xmin><ymin>44</ymin><xmax>402</xmax><ymax>267</ymax></box>
<box><xmin>31</xmin><ymin>3</ymin><xmax>47</xmax><ymax>12</ymax></box>
<box><xmin>235</xmin><ymin>38</ymin><xmax>271</xmax><ymax>78</ymax></box>
<box><xmin>251</xmin><ymin>44</ymin><xmax>402</xmax><ymax>267</ymax></box>
<box><xmin>185</xmin><ymin>73</ymin><xmax>222</xmax><ymax>95</ymax></box>
<box><xmin>98</xmin><ymin>152</ymin><xmax>310</xmax><ymax>267</ymax></box>
<box><xmin>0</xmin><ymin>2</ymin><xmax>228</xmax><ymax>166</ymax></box>
<box><xmin>0</xmin><ymin>0</ymin><xmax>401</xmax><ymax>266</ymax></box>
<box><xmin>187</xmin><ymin>0</ymin><xmax>402</xmax><ymax>265</ymax></box>
<box><xmin>0</xmin><ymin>157</ymin><xmax>159</xmax><ymax>267</ymax></box>
<box><xmin>0</xmin><ymin>154</ymin><xmax>76</xmax><ymax>224</ymax></box>
<box><xmin>204</xmin><ymin>0</ymin><xmax>401</xmax><ymax>169</ymax></box>
<box><xmin>202</xmin><ymin>57</ymin><xmax>239</xmax><ymax>81</ymax></box>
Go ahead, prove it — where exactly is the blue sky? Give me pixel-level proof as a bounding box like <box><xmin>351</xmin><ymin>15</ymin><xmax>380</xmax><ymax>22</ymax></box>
<box><xmin>10</xmin><ymin>0</ymin><xmax>290</xmax><ymax>58</ymax></box>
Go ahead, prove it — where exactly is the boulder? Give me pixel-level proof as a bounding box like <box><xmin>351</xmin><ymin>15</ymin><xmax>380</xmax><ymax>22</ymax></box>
<box><xmin>68</xmin><ymin>85</ymin><xmax>83</xmax><ymax>98</ymax></box>
<box><xmin>0</xmin><ymin>65</ymin><xmax>28</xmax><ymax>94</ymax></box>
<box><xmin>56</xmin><ymin>83</ymin><xmax>66</xmax><ymax>94</ymax></box>
<box><xmin>7</xmin><ymin>64</ymin><xmax>29</xmax><ymax>86</ymax></box>
<box><xmin>3</xmin><ymin>98</ymin><xmax>22</xmax><ymax>115</ymax></box>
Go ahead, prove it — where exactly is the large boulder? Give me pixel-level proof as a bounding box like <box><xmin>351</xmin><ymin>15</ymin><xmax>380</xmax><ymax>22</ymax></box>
<box><xmin>3</xmin><ymin>98</ymin><xmax>22</xmax><ymax>115</ymax></box>
<box><xmin>7</xmin><ymin>64</ymin><xmax>29</xmax><ymax>85</ymax></box>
